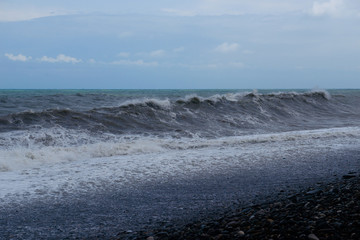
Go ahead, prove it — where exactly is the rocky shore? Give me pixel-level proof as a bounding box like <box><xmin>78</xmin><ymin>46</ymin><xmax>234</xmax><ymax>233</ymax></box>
<box><xmin>117</xmin><ymin>172</ymin><xmax>360</xmax><ymax>240</ymax></box>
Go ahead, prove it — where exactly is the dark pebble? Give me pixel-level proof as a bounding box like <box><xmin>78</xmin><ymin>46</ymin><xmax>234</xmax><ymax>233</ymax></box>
<box><xmin>116</xmin><ymin>176</ymin><xmax>360</xmax><ymax>240</ymax></box>
<box><xmin>342</xmin><ymin>174</ymin><xmax>356</xmax><ymax>179</ymax></box>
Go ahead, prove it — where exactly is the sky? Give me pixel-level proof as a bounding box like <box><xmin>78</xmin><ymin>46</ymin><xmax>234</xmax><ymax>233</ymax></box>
<box><xmin>1</xmin><ymin>0</ymin><xmax>360</xmax><ymax>89</ymax></box>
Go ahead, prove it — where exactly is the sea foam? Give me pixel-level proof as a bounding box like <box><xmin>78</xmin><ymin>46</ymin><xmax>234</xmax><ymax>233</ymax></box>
<box><xmin>1</xmin><ymin>126</ymin><xmax>359</xmax><ymax>172</ymax></box>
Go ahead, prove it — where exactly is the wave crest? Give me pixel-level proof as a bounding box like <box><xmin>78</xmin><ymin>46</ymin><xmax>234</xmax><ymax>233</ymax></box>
<box><xmin>1</xmin><ymin>90</ymin><xmax>356</xmax><ymax>140</ymax></box>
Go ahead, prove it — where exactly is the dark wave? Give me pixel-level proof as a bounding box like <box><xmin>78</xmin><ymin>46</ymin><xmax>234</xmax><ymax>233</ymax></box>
<box><xmin>0</xmin><ymin>91</ymin><xmax>359</xmax><ymax>137</ymax></box>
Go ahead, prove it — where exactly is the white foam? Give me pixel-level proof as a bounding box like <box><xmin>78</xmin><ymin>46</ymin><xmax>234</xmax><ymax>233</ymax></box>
<box><xmin>0</xmin><ymin>135</ymin><xmax>166</xmax><ymax>171</ymax></box>
<box><xmin>310</xmin><ymin>89</ymin><xmax>331</xmax><ymax>99</ymax></box>
<box><xmin>181</xmin><ymin>91</ymin><xmax>252</xmax><ymax>104</ymax></box>
<box><xmin>0</xmin><ymin>126</ymin><xmax>359</xmax><ymax>205</ymax></box>
<box><xmin>119</xmin><ymin>98</ymin><xmax>171</xmax><ymax>109</ymax></box>
<box><xmin>179</xmin><ymin>90</ymin><xmax>330</xmax><ymax>105</ymax></box>
<box><xmin>1</xmin><ymin>127</ymin><xmax>360</xmax><ymax>172</ymax></box>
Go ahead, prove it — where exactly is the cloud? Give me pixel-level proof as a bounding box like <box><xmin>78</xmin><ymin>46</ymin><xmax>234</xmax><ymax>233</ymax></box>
<box><xmin>0</xmin><ymin>8</ymin><xmax>74</xmax><ymax>22</ymax></box>
<box><xmin>311</xmin><ymin>0</ymin><xmax>344</xmax><ymax>16</ymax></box>
<box><xmin>150</xmin><ymin>50</ymin><xmax>166</xmax><ymax>57</ymax></box>
<box><xmin>39</xmin><ymin>54</ymin><xmax>82</xmax><ymax>63</ymax></box>
<box><xmin>118</xmin><ymin>52</ymin><xmax>130</xmax><ymax>57</ymax></box>
<box><xmin>173</xmin><ymin>47</ymin><xmax>185</xmax><ymax>53</ymax></box>
<box><xmin>162</xmin><ymin>8</ymin><xmax>196</xmax><ymax>17</ymax></box>
<box><xmin>229</xmin><ymin>62</ymin><xmax>245</xmax><ymax>68</ymax></box>
<box><xmin>178</xmin><ymin>61</ymin><xmax>245</xmax><ymax>69</ymax></box>
<box><xmin>310</xmin><ymin>0</ymin><xmax>360</xmax><ymax>17</ymax></box>
<box><xmin>4</xmin><ymin>53</ymin><xmax>32</xmax><ymax>62</ymax></box>
<box><xmin>161</xmin><ymin>1</ymin><xmax>317</xmax><ymax>17</ymax></box>
<box><xmin>135</xmin><ymin>49</ymin><xmax>166</xmax><ymax>58</ymax></box>
<box><xmin>204</xmin><ymin>63</ymin><xmax>219</xmax><ymax>69</ymax></box>
<box><xmin>214</xmin><ymin>42</ymin><xmax>239</xmax><ymax>53</ymax></box>
<box><xmin>205</xmin><ymin>62</ymin><xmax>245</xmax><ymax>69</ymax></box>
<box><xmin>111</xmin><ymin>59</ymin><xmax>158</xmax><ymax>67</ymax></box>
<box><xmin>117</xmin><ymin>32</ymin><xmax>133</xmax><ymax>38</ymax></box>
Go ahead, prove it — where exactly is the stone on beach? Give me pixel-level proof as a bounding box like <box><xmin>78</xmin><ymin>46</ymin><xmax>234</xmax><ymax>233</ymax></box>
<box><xmin>119</xmin><ymin>175</ymin><xmax>360</xmax><ymax>240</ymax></box>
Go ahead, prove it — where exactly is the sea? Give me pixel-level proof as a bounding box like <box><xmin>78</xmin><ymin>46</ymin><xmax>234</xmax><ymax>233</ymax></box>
<box><xmin>0</xmin><ymin>89</ymin><xmax>360</xmax><ymax>200</ymax></box>
<box><xmin>1</xmin><ymin>89</ymin><xmax>360</xmax><ymax>238</ymax></box>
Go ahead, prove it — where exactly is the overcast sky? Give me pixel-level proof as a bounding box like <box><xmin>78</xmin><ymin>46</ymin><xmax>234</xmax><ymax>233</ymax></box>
<box><xmin>1</xmin><ymin>0</ymin><xmax>360</xmax><ymax>89</ymax></box>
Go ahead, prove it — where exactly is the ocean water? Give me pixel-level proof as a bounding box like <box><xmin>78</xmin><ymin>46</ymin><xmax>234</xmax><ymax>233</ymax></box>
<box><xmin>0</xmin><ymin>89</ymin><xmax>360</xmax><ymax>203</ymax></box>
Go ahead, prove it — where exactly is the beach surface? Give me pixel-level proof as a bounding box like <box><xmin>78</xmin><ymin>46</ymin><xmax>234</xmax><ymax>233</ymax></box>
<box><xmin>0</xmin><ymin>146</ymin><xmax>359</xmax><ymax>239</ymax></box>
<box><xmin>135</xmin><ymin>174</ymin><xmax>360</xmax><ymax>240</ymax></box>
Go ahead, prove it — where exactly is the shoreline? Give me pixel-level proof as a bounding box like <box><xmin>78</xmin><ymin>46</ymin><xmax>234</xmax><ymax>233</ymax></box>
<box><xmin>1</xmin><ymin>150</ymin><xmax>359</xmax><ymax>239</ymax></box>
<box><xmin>119</xmin><ymin>173</ymin><xmax>360</xmax><ymax>240</ymax></box>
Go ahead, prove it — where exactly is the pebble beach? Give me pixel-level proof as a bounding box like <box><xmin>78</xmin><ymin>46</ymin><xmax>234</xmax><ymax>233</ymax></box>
<box><xmin>119</xmin><ymin>173</ymin><xmax>360</xmax><ymax>240</ymax></box>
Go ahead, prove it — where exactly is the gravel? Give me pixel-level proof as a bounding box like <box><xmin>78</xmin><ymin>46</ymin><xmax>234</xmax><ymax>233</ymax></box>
<box><xmin>119</xmin><ymin>173</ymin><xmax>360</xmax><ymax>240</ymax></box>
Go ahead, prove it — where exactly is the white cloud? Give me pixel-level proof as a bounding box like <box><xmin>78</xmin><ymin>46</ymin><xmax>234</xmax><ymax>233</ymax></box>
<box><xmin>39</xmin><ymin>54</ymin><xmax>82</xmax><ymax>63</ymax></box>
<box><xmin>309</xmin><ymin>0</ymin><xmax>360</xmax><ymax>17</ymax></box>
<box><xmin>118</xmin><ymin>52</ymin><xmax>130</xmax><ymax>57</ymax></box>
<box><xmin>88</xmin><ymin>58</ymin><xmax>96</xmax><ymax>64</ymax></box>
<box><xmin>150</xmin><ymin>50</ymin><xmax>166</xmax><ymax>57</ymax></box>
<box><xmin>311</xmin><ymin>0</ymin><xmax>343</xmax><ymax>16</ymax></box>
<box><xmin>135</xmin><ymin>49</ymin><xmax>166</xmax><ymax>58</ymax></box>
<box><xmin>112</xmin><ymin>59</ymin><xmax>158</xmax><ymax>67</ymax></box>
<box><xmin>4</xmin><ymin>53</ymin><xmax>32</xmax><ymax>62</ymax></box>
<box><xmin>214</xmin><ymin>42</ymin><xmax>239</xmax><ymax>53</ymax></box>
<box><xmin>173</xmin><ymin>47</ymin><xmax>185</xmax><ymax>53</ymax></box>
<box><xmin>229</xmin><ymin>62</ymin><xmax>245</xmax><ymax>68</ymax></box>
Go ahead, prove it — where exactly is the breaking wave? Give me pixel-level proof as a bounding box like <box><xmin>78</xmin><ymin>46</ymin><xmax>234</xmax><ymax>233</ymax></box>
<box><xmin>1</xmin><ymin>126</ymin><xmax>360</xmax><ymax>172</ymax></box>
<box><xmin>1</xmin><ymin>89</ymin><xmax>360</xmax><ymax>172</ymax></box>
<box><xmin>0</xmin><ymin>90</ymin><xmax>352</xmax><ymax>137</ymax></box>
